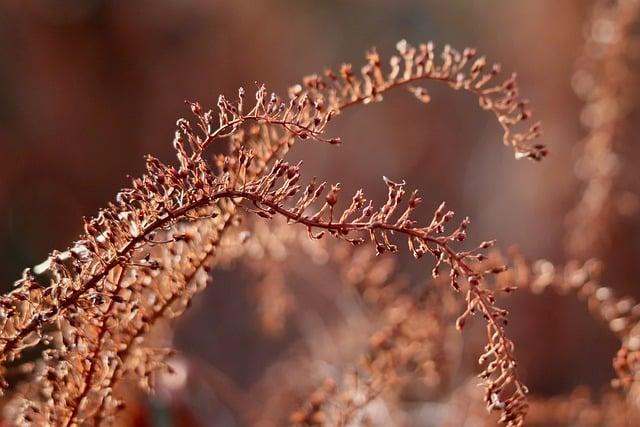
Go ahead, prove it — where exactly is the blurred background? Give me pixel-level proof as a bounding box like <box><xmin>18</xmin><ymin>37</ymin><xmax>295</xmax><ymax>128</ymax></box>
<box><xmin>0</xmin><ymin>0</ymin><xmax>638</xmax><ymax>425</ymax></box>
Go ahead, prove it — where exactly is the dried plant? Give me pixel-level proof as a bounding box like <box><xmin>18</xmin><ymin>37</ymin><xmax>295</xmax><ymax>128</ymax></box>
<box><xmin>0</xmin><ymin>39</ymin><xmax>547</xmax><ymax>426</ymax></box>
<box><xmin>285</xmin><ymin>243</ymin><xmax>640</xmax><ymax>426</ymax></box>
<box><xmin>4</xmin><ymin>0</ymin><xmax>640</xmax><ymax>424</ymax></box>
<box><xmin>561</xmin><ymin>0</ymin><xmax>640</xmax><ymax>409</ymax></box>
<box><xmin>289</xmin><ymin>248</ymin><xmax>460</xmax><ymax>426</ymax></box>
<box><xmin>4</xmin><ymin>3</ymin><xmax>640</xmax><ymax>424</ymax></box>
<box><xmin>480</xmin><ymin>249</ymin><xmax>640</xmax><ymax>418</ymax></box>
<box><xmin>566</xmin><ymin>0</ymin><xmax>640</xmax><ymax>257</ymax></box>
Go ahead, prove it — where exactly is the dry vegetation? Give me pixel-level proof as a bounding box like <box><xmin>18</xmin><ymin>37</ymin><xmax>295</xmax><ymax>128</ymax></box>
<box><xmin>0</xmin><ymin>1</ymin><xmax>639</xmax><ymax>426</ymax></box>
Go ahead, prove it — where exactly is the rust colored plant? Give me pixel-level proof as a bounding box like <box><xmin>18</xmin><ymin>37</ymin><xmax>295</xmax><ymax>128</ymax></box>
<box><xmin>566</xmin><ymin>0</ymin><xmax>640</xmax><ymax>257</ymax></box>
<box><xmin>0</xmin><ymin>40</ymin><xmax>547</xmax><ymax>427</ymax></box>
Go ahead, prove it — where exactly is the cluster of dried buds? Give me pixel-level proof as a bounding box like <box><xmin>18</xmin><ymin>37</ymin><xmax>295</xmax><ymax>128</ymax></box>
<box><xmin>236</xmin><ymin>160</ymin><xmax>529</xmax><ymax>426</ymax></box>
<box><xmin>298</xmin><ymin>39</ymin><xmax>545</xmax><ymax>161</ymax></box>
<box><xmin>0</xmin><ymin>40</ymin><xmax>546</xmax><ymax>426</ymax></box>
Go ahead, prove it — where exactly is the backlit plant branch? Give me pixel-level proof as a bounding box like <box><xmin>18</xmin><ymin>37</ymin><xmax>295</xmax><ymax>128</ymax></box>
<box><xmin>0</xmin><ymin>40</ymin><xmax>545</xmax><ymax>426</ymax></box>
